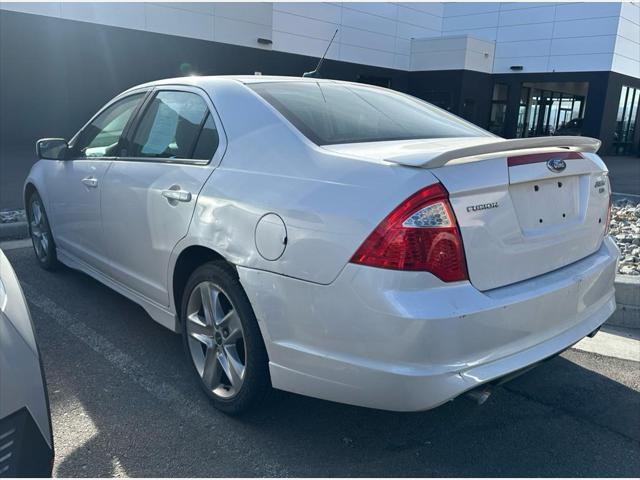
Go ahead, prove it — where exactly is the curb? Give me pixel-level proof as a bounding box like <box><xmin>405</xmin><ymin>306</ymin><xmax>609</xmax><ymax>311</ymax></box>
<box><xmin>0</xmin><ymin>221</ymin><xmax>28</xmax><ymax>240</ymax></box>
<box><xmin>608</xmin><ymin>275</ymin><xmax>640</xmax><ymax>330</ymax></box>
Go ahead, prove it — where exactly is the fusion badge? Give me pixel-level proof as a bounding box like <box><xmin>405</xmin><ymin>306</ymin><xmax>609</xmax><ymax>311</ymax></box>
<box><xmin>466</xmin><ymin>202</ymin><xmax>499</xmax><ymax>213</ymax></box>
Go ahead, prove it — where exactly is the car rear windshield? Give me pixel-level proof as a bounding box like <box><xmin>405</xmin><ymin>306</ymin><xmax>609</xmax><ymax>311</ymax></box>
<box><xmin>248</xmin><ymin>81</ymin><xmax>491</xmax><ymax>145</ymax></box>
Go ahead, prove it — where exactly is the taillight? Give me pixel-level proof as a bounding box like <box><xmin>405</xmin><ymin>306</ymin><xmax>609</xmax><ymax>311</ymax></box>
<box><xmin>350</xmin><ymin>183</ymin><xmax>468</xmax><ymax>282</ymax></box>
<box><xmin>604</xmin><ymin>176</ymin><xmax>612</xmax><ymax>236</ymax></box>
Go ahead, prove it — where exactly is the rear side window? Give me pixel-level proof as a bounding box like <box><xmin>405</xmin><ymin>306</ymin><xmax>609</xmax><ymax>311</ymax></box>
<box><xmin>249</xmin><ymin>81</ymin><xmax>491</xmax><ymax>145</ymax></box>
<box><xmin>131</xmin><ymin>91</ymin><xmax>218</xmax><ymax>160</ymax></box>
<box><xmin>192</xmin><ymin>114</ymin><xmax>220</xmax><ymax>161</ymax></box>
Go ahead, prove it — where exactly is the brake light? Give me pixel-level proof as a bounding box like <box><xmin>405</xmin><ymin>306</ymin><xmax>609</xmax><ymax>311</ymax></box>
<box><xmin>350</xmin><ymin>183</ymin><xmax>468</xmax><ymax>282</ymax></box>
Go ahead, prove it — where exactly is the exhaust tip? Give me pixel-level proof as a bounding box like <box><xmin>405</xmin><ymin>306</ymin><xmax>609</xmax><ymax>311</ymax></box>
<box><xmin>466</xmin><ymin>387</ymin><xmax>492</xmax><ymax>405</ymax></box>
<box><xmin>587</xmin><ymin>327</ymin><xmax>601</xmax><ymax>338</ymax></box>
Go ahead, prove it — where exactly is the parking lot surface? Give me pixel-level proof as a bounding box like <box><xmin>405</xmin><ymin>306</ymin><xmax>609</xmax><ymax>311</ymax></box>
<box><xmin>4</xmin><ymin>245</ymin><xmax>640</xmax><ymax>477</ymax></box>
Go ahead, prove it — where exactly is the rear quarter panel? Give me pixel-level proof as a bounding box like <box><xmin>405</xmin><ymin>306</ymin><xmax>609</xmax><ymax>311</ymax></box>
<box><xmin>175</xmin><ymin>80</ymin><xmax>441</xmax><ymax>286</ymax></box>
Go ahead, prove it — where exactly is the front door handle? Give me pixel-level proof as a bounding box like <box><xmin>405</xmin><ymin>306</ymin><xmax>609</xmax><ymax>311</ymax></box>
<box><xmin>81</xmin><ymin>176</ymin><xmax>98</xmax><ymax>188</ymax></box>
<box><xmin>161</xmin><ymin>189</ymin><xmax>192</xmax><ymax>203</ymax></box>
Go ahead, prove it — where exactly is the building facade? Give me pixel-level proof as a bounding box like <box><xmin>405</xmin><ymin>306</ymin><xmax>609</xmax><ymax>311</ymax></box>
<box><xmin>0</xmin><ymin>2</ymin><xmax>639</xmax><ymax>209</ymax></box>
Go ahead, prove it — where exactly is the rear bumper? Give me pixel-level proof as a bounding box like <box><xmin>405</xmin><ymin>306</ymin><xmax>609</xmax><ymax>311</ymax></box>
<box><xmin>239</xmin><ymin>236</ymin><xmax>618</xmax><ymax>412</ymax></box>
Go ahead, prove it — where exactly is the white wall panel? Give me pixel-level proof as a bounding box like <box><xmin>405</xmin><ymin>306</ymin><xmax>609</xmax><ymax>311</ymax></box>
<box><xmin>498</xmin><ymin>5</ymin><xmax>556</xmax><ymax>26</ymax></box>
<box><xmin>145</xmin><ymin>4</ymin><xmax>213</xmax><ymax>41</ymax></box>
<box><xmin>447</xmin><ymin>26</ymin><xmax>498</xmax><ymax>42</ymax></box>
<box><xmin>214</xmin><ymin>15</ymin><xmax>272</xmax><ymax>49</ymax></box>
<box><xmin>339</xmin><ymin>43</ymin><xmax>395</xmax><ymax>68</ymax></box>
<box><xmin>398</xmin><ymin>3</ymin><xmax>444</xmax><ymax>17</ymax></box>
<box><xmin>274</xmin><ymin>3</ymin><xmax>341</xmax><ymax>23</ymax></box>
<box><xmin>0</xmin><ymin>2</ymin><xmax>636</xmax><ymax>77</ymax></box>
<box><xmin>554</xmin><ymin>2</ymin><xmax>621</xmax><ymax>21</ymax></box>
<box><xmin>550</xmin><ymin>36</ymin><xmax>617</xmax><ymax>56</ymax></box>
<box><xmin>397</xmin><ymin>21</ymin><xmax>440</xmax><ymax>40</ymax></box>
<box><xmin>552</xmin><ymin>17</ymin><xmax>620</xmax><ymax>38</ymax></box>
<box><xmin>397</xmin><ymin>5</ymin><xmax>441</xmax><ymax>31</ymax></box>
<box><xmin>617</xmin><ymin>16</ymin><xmax>640</xmax><ymax>42</ymax></box>
<box><xmin>272</xmin><ymin>30</ymin><xmax>340</xmax><ymax>59</ymax></box>
<box><xmin>620</xmin><ymin>1</ymin><xmax>640</xmax><ymax>25</ymax></box>
<box><xmin>341</xmin><ymin>7</ymin><xmax>398</xmax><ymax>36</ymax></box>
<box><xmin>493</xmin><ymin>56</ymin><xmax>552</xmax><ymax>73</ymax></box>
<box><xmin>341</xmin><ymin>2</ymin><xmax>398</xmax><ymax>19</ymax></box>
<box><xmin>272</xmin><ymin>10</ymin><xmax>338</xmax><ymax>40</ymax></box>
<box><xmin>443</xmin><ymin>2</ymin><xmax>500</xmax><ymax>17</ymax></box>
<box><xmin>499</xmin><ymin>3</ymin><xmax>559</xmax><ymax>11</ymax></box>
<box><xmin>465</xmin><ymin>50</ymin><xmax>494</xmax><ymax>73</ymax></box>
<box><xmin>611</xmin><ymin>53</ymin><xmax>640</xmax><ymax>78</ymax></box>
<box><xmin>340</xmin><ymin>26</ymin><xmax>396</xmax><ymax>53</ymax></box>
<box><xmin>412</xmin><ymin>36</ymin><xmax>468</xmax><ymax>54</ymax></box>
<box><xmin>614</xmin><ymin>33</ymin><xmax>640</xmax><ymax>60</ymax></box>
<box><xmin>394</xmin><ymin>54</ymin><xmax>411</xmax><ymax>70</ymax></box>
<box><xmin>157</xmin><ymin>3</ymin><xmax>215</xmax><ymax>15</ymax></box>
<box><xmin>411</xmin><ymin>50</ymin><xmax>467</xmax><ymax>70</ymax></box>
<box><xmin>61</xmin><ymin>2</ymin><xmax>146</xmax><ymax>30</ymax></box>
<box><xmin>215</xmin><ymin>3</ymin><xmax>272</xmax><ymax>26</ymax></box>
<box><xmin>495</xmin><ymin>39</ymin><xmax>552</xmax><ymax>58</ymax></box>
<box><xmin>497</xmin><ymin>23</ymin><xmax>554</xmax><ymax>41</ymax></box>
<box><xmin>0</xmin><ymin>2</ymin><xmax>61</xmax><ymax>17</ymax></box>
<box><xmin>443</xmin><ymin>11</ymin><xmax>500</xmax><ymax>31</ymax></box>
<box><xmin>395</xmin><ymin>37</ymin><xmax>411</xmax><ymax>56</ymax></box>
<box><xmin>547</xmin><ymin>53</ymin><xmax>613</xmax><ymax>71</ymax></box>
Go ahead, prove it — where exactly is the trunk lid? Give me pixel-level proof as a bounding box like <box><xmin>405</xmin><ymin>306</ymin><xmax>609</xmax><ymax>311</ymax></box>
<box><xmin>325</xmin><ymin>136</ymin><xmax>610</xmax><ymax>291</ymax></box>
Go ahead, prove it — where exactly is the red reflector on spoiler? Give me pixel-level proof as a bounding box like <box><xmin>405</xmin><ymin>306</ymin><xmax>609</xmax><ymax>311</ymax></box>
<box><xmin>507</xmin><ymin>151</ymin><xmax>583</xmax><ymax>167</ymax></box>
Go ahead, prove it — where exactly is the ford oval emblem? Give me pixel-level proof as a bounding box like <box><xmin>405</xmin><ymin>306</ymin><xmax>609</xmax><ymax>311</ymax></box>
<box><xmin>547</xmin><ymin>158</ymin><xmax>567</xmax><ymax>173</ymax></box>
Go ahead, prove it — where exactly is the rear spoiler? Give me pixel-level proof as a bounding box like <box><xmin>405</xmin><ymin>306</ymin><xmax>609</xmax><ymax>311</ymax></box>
<box><xmin>384</xmin><ymin>136</ymin><xmax>601</xmax><ymax>168</ymax></box>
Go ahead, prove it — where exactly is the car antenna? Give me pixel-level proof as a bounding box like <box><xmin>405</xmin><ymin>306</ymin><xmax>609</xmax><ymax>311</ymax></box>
<box><xmin>303</xmin><ymin>29</ymin><xmax>338</xmax><ymax>78</ymax></box>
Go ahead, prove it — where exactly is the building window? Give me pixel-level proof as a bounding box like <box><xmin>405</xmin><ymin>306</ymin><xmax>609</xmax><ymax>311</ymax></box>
<box><xmin>488</xmin><ymin>84</ymin><xmax>508</xmax><ymax>135</ymax></box>
<box><xmin>613</xmin><ymin>85</ymin><xmax>639</xmax><ymax>155</ymax></box>
<box><xmin>516</xmin><ymin>87</ymin><xmax>530</xmax><ymax>137</ymax></box>
<box><xmin>517</xmin><ymin>85</ymin><xmax>586</xmax><ymax>138</ymax></box>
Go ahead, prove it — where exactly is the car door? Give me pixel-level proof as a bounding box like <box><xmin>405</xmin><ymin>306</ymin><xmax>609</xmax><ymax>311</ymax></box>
<box><xmin>47</xmin><ymin>91</ymin><xmax>147</xmax><ymax>270</ymax></box>
<box><xmin>100</xmin><ymin>86</ymin><xmax>225</xmax><ymax>307</ymax></box>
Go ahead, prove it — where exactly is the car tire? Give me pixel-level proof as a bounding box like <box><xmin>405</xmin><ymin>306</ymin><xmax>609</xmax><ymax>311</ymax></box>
<box><xmin>181</xmin><ymin>261</ymin><xmax>270</xmax><ymax>414</ymax></box>
<box><xmin>27</xmin><ymin>191</ymin><xmax>59</xmax><ymax>271</ymax></box>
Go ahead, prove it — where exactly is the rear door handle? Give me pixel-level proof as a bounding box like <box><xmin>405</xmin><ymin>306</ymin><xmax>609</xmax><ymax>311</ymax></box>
<box><xmin>81</xmin><ymin>176</ymin><xmax>98</xmax><ymax>188</ymax></box>
<box><xmin>161</xmin><ymin>189</ymin><xmax>192</xmax><ymax>203</ymax></box>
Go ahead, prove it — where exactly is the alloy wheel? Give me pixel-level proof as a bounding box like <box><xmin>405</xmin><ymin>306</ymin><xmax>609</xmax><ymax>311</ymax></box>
<box><xmin>30</xmin><ymin>199</ymin><xmax>49</xmax><ymax>261</ymax></box>
<box><xmin>185</xmin><ymin>281</ymin><xmax>246</xmax><ymax>398</ymax></box>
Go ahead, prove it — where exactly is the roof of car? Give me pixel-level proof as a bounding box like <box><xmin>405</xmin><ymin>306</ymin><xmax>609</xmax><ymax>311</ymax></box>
<box><xmin>127</xmin><ymin>75</ymin><xmax>364</xmax><ymax>91</ymax></box>
<box><xmin>121</xmin><ymin>75</ymin><xmax>386</xmax><ymax>98</ymax></box>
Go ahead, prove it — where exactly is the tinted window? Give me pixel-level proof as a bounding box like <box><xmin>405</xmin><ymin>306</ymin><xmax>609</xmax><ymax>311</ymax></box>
<box><xmin>75</xmin><ymin>93</ymin><xmax>144</xmax><ymax>158</ymax></box>
<box><xmin>192</xmin><ymin>114</ymin><xmax>220</xmax><ymax>161</ymax></box>
<box><xmin>249</xmin><ymin>81</ymin><xmax>491</xmax><ymax>145</ymax></box>
<box><xmin>131</xmin><ymin>91</ymin><xmax>211</xmax><ymax>159</ymax></box>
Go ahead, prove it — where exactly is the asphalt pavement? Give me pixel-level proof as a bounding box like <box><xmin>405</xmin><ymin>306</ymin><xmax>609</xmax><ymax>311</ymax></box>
<box><xmin>4</xmin><ymin>245</ymin><xmax>640</xmax><ymax>477</ymax></box>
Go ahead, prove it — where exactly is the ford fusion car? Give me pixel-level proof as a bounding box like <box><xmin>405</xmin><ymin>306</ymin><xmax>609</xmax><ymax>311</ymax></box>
<box><xmin>0</xmin><ymin>249</ymin><xmax>54</xmax><ymax>475</ymax></box>
<box><xmin>25</xmin><ymin>76</ymin><xmax>617</xmax><ymax>414</ymax></box>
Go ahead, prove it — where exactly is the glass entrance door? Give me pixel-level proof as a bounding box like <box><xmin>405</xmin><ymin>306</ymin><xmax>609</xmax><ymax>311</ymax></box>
<box><xmin>517</xmin><ymin>85</ymin><xmax>586</xmax><ymax>138</ymax></box>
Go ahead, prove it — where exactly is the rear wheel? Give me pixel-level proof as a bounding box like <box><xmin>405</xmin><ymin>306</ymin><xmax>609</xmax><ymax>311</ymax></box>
<box><xmin>181</xmin><ymin>262</ymin><xmax>270</xmax><ymax>414</ymax></box>
<box><xmin>27</xmin><ymin>191</ymin><xmax>59</xmax><ymax>270</ymax></box>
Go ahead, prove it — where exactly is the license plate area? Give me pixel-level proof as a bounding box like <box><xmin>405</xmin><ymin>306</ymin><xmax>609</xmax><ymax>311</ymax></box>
<box><xmin>510</xmin><ymin>175</ymin><xmax>580</xmax><ymax>233</ymax></box>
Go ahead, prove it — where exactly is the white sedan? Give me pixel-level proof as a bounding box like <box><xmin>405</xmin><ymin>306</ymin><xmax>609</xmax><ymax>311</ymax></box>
<box><xmin>25</xmin><ymin>76</ymin><xmax>617</xmax><ymax>414</ymax></box>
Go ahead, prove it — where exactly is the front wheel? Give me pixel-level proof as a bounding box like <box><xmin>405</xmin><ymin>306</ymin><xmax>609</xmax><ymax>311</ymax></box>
<box><xmin>181</xmin><ymin>262</ymin><xmax>270</xmax><ymax>414</ymax></box>
<box><xmin>27</xmin><ymin>191</ymin><xmax>59</xmax><ymax>270</ymax></box>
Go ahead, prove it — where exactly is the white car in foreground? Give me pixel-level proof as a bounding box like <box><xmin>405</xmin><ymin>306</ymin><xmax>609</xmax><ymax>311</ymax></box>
<box><xmin>0</xmin><ymin>249</ymin><xmax>54</xmax><ymax>475</ymax></box>
<box><xmin>26</xmin><ymin>76</ymin><xmax>617</xmax><ymax>414</ymax></box>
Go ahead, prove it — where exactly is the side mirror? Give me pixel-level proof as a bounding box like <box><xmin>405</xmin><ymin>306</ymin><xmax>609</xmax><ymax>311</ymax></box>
<box><xmin>36</xmin><ymin>138</ymin><xmax>68</xmax><ymax>160</ymax></box>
